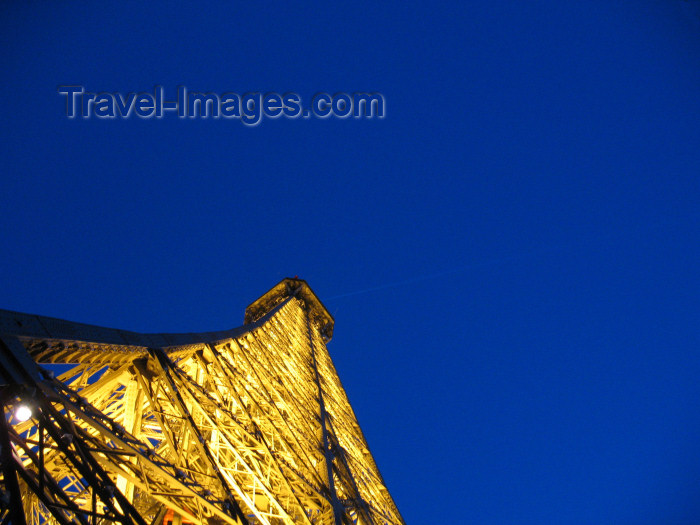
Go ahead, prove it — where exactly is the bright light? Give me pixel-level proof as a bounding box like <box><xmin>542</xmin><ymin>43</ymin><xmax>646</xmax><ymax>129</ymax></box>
<box><xmin>14</xmin><ymin>405</ymin><xmax>32</xmax><ymax>422</ymax></box>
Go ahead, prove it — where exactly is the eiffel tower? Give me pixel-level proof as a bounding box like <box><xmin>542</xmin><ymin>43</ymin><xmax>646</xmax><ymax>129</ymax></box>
<box><xmin>0</xmin><ymin>278</ymin><xmax>404</xmax><ymax>525</ymax></box>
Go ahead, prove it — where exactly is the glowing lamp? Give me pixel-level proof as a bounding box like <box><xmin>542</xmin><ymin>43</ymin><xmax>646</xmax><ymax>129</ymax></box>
<box><xmin>14</xmin><ymin>405</ymin><xmax>32</xmax><ymax>422</ymax></box>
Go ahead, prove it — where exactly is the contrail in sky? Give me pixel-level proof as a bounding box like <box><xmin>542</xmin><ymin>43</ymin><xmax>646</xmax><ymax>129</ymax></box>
<box><xmin>325</xmin><ymin>242</ymin><xmax>576</xmax><ymax>301</ymax></box>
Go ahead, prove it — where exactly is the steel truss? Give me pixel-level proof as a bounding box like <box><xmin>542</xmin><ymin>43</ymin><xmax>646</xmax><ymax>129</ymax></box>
<box><xmin>0</xmin><ymin>279</ymin><xmax>403</xmax><ymax>525</ymax></box>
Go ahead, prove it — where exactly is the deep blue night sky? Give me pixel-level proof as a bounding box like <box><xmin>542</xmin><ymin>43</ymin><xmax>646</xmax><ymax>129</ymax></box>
<box><xmin>2</xmin><ymin>2</ymin><xmax>700</xmax><ymax>523</ymax></box>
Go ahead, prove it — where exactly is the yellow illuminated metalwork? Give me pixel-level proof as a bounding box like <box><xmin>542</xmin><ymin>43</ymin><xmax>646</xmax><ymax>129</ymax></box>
<box><xmin>0</xmin><ymin>279</ymin><xmax>404</xmax><ymax>525</ymax></box>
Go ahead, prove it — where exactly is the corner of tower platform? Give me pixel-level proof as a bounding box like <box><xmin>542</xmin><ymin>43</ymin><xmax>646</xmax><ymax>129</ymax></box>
<box><xmin>244</xmin><ymin>278</ymin><xmax>335</xmax><ymax>342</ymax></box>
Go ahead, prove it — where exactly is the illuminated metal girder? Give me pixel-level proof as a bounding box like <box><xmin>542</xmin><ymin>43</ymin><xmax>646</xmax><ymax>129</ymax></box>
<box><xmin>0</xmin><ymin>279</ymin><xmax>404</xmax><ymax>525</ymax></box>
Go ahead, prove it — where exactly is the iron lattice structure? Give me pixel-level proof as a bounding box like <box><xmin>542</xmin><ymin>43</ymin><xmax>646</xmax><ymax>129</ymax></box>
<box><xmin>0</xmin><ymin>279</ymin><xmax>403</xmax><ymax>525</ymax></box>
